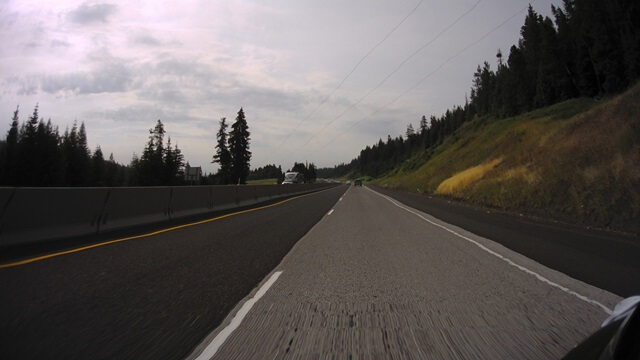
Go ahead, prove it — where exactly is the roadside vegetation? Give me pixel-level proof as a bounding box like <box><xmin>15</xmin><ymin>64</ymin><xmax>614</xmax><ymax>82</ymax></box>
<box><xmin>375</xmin><ymin>83</ymin><xmax>639</xmax><ymax>233</ymax></box>
<box><xmin>318</xmin><ymin>1</ymin><xmax>640</xmax><ymax>233</ymax></box>
<box><xmin>0</xmin><ymin>107</ymin><xmax>253</xmax><ymax>187</ymax></box>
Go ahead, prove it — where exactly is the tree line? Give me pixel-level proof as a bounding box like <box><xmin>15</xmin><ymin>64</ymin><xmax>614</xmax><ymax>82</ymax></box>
<box><xmin>248</xmin><ymin>164</ymin><xmax>283</xmax><ymax>181</ymax></box>
<box><xmin>471</xmin><ymin>1</ymin><xmax>639</xmax><ymax>118</ymax></box>
<box><xmin>246</xmin><ymin>162</ymin><xmax>317</xmax><ymax>183</ymax></box>
<box><xmin>0</xmin><ymin>105</ymin><xmax>128</xmax><ymax>187</ymax></box>
<box><xmin>0</xmin><ymin>106</ymin><xmax>221</xmax><ymax>187</ymax></box>
<box><xmin>319</xmin><ymin>0</ymin><xmax>640</xmax><ymax>179</ymax></box>
<box><xmin>0</xmin><ymin>105</ymin><xmax>255</xmax><ymax>187</ymax></box>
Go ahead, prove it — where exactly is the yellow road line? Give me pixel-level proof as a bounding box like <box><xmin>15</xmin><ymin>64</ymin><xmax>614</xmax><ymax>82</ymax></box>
<box><xmin>0</xmin><ymin>189</ymin><xmax>330</xmax><ymax>269</ymax></box>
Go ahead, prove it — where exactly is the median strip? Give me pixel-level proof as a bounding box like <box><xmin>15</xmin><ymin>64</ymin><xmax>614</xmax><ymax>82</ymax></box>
<box><xmin>0</xmin><ymin>189</ymin><xmax>333</xmax><ymax>269</ymax></box>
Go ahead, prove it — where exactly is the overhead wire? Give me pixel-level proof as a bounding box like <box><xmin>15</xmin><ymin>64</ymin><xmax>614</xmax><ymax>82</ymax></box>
<box><xmin>279</xmin><ymin>0</ymin><xmax>483</xmax><ymax>165</ymax></box>
<box><xmin>305</xmin><ymin>1</ymin><xmax>537</xmax><ymax>157</ymax></box>
<box><xmin>269</xmin><ymin>0</ymin><xmax>425</xmax><ymax>160</ymax></box>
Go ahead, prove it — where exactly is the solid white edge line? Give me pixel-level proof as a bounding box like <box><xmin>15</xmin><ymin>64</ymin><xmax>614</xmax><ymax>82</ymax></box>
<box><xmin>328</xmin><ymin>209</ymin><xmax>335</xmax><ymax>216</ymax></box>
<box><xmin>194</xmin><ymin>271</ymin><xmax>283</xmax><ymax>360</ymax></box>
<box><xmin>366</xmin><ymin>187</ymin><xmax>613</xmax><ymax>315</ymax></box>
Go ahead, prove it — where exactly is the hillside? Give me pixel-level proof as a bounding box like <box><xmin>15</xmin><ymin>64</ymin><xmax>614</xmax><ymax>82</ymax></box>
<box><xmin>373</xmin><ymin>82</ymin><xmax>640</xmax><ymax>234</ymax></box>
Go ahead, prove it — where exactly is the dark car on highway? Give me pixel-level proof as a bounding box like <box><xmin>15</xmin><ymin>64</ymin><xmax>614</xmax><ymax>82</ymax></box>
<box><xmin>354</xmin><ymin>179</ymin><xmax>362</xmax><ymax>186</ymax></box>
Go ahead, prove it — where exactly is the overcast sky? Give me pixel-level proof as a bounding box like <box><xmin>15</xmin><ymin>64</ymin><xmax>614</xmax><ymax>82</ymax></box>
<box><xmin>0</xmin><ymin>0</ymin><xmax>562</xmax><ymax>173</ymax></box>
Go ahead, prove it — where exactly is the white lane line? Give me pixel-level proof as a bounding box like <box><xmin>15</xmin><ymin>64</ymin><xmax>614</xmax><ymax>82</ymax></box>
<box><xmin>340</xmin><ymin>197</ymin><xmax>343</xmax><ymax>201</ymax></box>
<box><xmin>328</xmin><ymin>209</ymin><xmax>335</xmax><ymax>216</ymax></box>
<box><xmin>194</xmin><ymin>271</ymin><xmax>283</xmax><ymax>360</ymax></box>
<box><xmin>367</xmin><ymin>187</ymin><xmax>613</xmax><ymax>315</ymax></box>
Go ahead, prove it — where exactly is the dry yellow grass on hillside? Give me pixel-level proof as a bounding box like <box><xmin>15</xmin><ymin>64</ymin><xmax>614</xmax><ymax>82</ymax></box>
<box><xmin>436</xmin><ymin>158</ymin><xmax>502</xmax><ymax>195</ymax></box>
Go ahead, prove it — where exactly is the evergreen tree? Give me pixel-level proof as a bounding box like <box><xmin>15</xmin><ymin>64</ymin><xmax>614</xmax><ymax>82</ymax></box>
<box><xmin>308</xmin><ymin>163</ymin><xmax>317</xmax><ymax>182</ymax></box>
<box><xmin>37</xmin><ymin>118</ymin><xmax>62</xmax><ymax>186</ymax></box>
<box><xmin>248</xmin><ymin>164</ymin><xmax>283</xmax><ymax>181</ymax></box>
<box><xmin>471</xmin><ymin>62</ymin><xmax>495</xmax><ymax>115</ymax></box>
<box><xmin>164</xmin><ymin>137</ymin><xmax>184</xmax><ymax>185</ymax></box>
<box><xmin>91</xmin><ymin>146</ymin><xmax>105</xmax><ymax>186</ymax></box>
<box><xmin>228</xmin><ymin>108</ymin><xmax>251</xmax><ymax>184</ymax></box>
<box><xmin>62</xmin><ymin>121</ymin><xmax>90</xmax><ymax>186</ymax></box>
<box><xmin>132</xmin><ymin>120</ymin><xmax>185</xmax><ymax>186</ymax></box>
<box><xmin>212</xmin><ymin>117</ymin><xmax>232</xmax><ymax>184</ymax></box>
<box><xmin>419</xmin><ymin>116</ymin><xmax>428</xmax><ymax>134</ymax></box>
<box><xmin>1</xmin><ymin>106</ymin><xmax>20</xmax><ymax>185</ymax></box>
<box><xmin>405</xmin><ymin>124</ymin><xmax>415</xmax><ymax>138</ymax></box>
<box><xmin>17</xmin><ymin>105</ymin><xmax>40</xmax><ymax>185</ymax></box>
<box><xmin>137</xmin><ymin>120</ymin><xmax>166</xmax><ymax>185</ymax></box>
<box><xmin>104</xmin><ymin>153</ymin><xmax>120</xmax><ymax>186</ymax></box>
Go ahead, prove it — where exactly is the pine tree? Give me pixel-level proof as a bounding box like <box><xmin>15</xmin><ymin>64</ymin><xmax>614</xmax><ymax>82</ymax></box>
<box><xmin>212</xmin><ymin>117</ymin><xmax>232</xmax><ymax>184</ymax></box>
<box><xmin>1</xmin><ymin>106</ymin><xmax>20</xmax><ymax>185</ymax></box>
<box><xmin>37</xmin><ymin>119</ymin><xmax>62</xmax><ymax>186</ymax></box>
<box><xmin>91</xmin><ymin>146</ymin><xmax>105</xmax><ymax>186</ymax></box>
<box><xmin>308</xmin><ymin>163</ymin><xmax>317</xmax><ymax>182</ymax></box>
<box><xmin>419</xmin><ymin>116</ymin><xmax>428</xmax><ymax>133</ymax></box>
<box><xmin>62</xmin><ymin>121</ymin><xmax>90</xmax><ymax>186</ymax></box>
<box><xmin>17</xmin><ymin>105</ymin><xmax>41</xmax><ymax>185</ymax></box>
<box><xmin>138</xmin><ymin>120</ymin><xmax>166</xmax><ymax>185</ymax></box>
<box><xmin>132</xmin><ymin>120</ymin><xmax>185</xmax><ymax>186</ymax></box>
<box><xmin>104</xmin><ymin>153</ymin><xmax>118</xmax><ymax>186</ymax></box>
<box><xmin>164</xmin><ymin>137</ymin><xmax>184</xmax><ymax>185</ymax></box>
<box><xmin>228</xmin><ymin>108</ymin><xmax>251</xmax><ymax>184</ymax></box>
<box><xmin>405</xmin><ymin>124</ymin><xmax>415</xmax><ymax>138</ymax></box>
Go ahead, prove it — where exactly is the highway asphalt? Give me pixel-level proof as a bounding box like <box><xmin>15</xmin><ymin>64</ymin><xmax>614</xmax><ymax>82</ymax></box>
<box><xmin>371</xmin><ymin>185</ymin><xmax>640</xmax><ymax>297</ymax></box>
<box><xmin>0</xmin><ymin>185</ymin><xmax>346</xmax><ymax>360</ymax></box>
<box><xmin>199</xmin><ymin>185</ymin><xmax>622</xmax><ymax>359</ymax></box>
<box><xmin>0</xmin><ymin>183</ymin><xmax>635</xmax><ymax>359</ymax></box>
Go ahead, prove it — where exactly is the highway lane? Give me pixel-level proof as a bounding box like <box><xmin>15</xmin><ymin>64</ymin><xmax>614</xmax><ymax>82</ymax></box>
<box><xmin>0</xmin><ymin>185</ymin><xmax>347</xmax><ymax>360</ymax></box>
<box><xmin>371</xmin><ymin>185</ymin><xmax>640</xmax><ymax>297</ymax></box>
<box><xmin>200</xmin><ymin>185</ymin><xmax>621</xmax><ymax>359</ymax></box>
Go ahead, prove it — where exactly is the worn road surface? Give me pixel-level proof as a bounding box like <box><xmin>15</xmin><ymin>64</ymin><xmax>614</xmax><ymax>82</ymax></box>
<box><xmin>197</xmin><ymin>185</ymin><xmax>621</xmax><ymax>359</ymax></box>
<box><xmin>0</xmin><ymin>186</ymin><xmax>345</xmax><ymax>360</ymax></box>
<box><xmin>0</xmin><ymin>183</ymin><xmax>629</xmax><ymax>359</ymax></box>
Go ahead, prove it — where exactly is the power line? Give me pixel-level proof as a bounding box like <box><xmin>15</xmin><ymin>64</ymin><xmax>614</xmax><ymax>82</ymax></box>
<box><xmin>307</xmin><ymin>1</ymin><xmax>536</xmax><ymax>158</ymax></box>
<box><xmin>280</xmin><ymin>0</ymin><xmax>483</xmax><ymax>165</ymax></box>
<box><xmin>269</xmin><ymin>0</ymin><xmax>424</xmax><ymax>160</ymax></box>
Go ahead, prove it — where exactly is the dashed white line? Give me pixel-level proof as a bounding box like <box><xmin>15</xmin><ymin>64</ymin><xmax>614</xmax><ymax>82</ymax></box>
<box><xmin>367</xmin><ymin>187</ymin><xmax>613</xmax><ymax>315</ymax></box>
<box><xmin>194</xmin><ymin>271</ymin><xmax>283</xmax><ymax>360</ymax></box>
<box><xmin>328</xmin><ymin>209</ymin><xmax>335</xmax><ymax>216</ymax></box>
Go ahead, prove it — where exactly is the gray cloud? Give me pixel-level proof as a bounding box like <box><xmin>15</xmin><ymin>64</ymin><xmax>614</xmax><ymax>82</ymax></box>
<box><xmin>90</xmin><ymin>104</ymin><xmax>181</xmax><ymax>124</ymax></box>
<box><xmin>227</xmin><ymin>87</ymin><xmax>308</xmax><ymax>113</ymax></box>
<box><xmin>3</xmin><ymin>76</ymin><xmax>39</xmax><ymax>96</ymax></box>
<box><xmin>41</xmin><ymin>62</ymin><xmax>133</xmax><ymax>95</ymax></box>
<box><xmin>132</xmin><ymin>34</ymin><xmax>162</xmax><ymax>47</ymax></box>
<box><xmin>24</xmin><ymin>41</ymin><xmax>40</xmax><ymax>49</ymax></box>
<box><xmin>51</xmin><ymin>39</ymin><xmax>71</xmax><ymax>48</ymax></box>
<box><xmin>68</xmin><ymin>3</ymin><xmax>118</xmax><ymax>25</ymax></box>
<box><xmin>140</xmin><ymin>87</ymin><xmax>188</xmax><ymax>105</ymax></box>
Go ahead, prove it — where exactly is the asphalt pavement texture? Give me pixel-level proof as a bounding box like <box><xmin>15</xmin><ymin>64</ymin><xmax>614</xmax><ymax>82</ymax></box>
<box><xmin>205</xmin><ymin>185</ymin><xmax>621</xmax><ymax>359</ymax></box>
<box><xmin>370</xmin><ymin>185</ymin><xmax>640</xmax><ymax>297</ymax></box>
<box><xmin>0</xmin><ymin>183</ymin><xmax>636</xmax><ymax>359</ymax></box>
<box><xmin>0</xmin><ymin>185</ymin><xmax>347</xmax><ymax>360</ymax></box>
